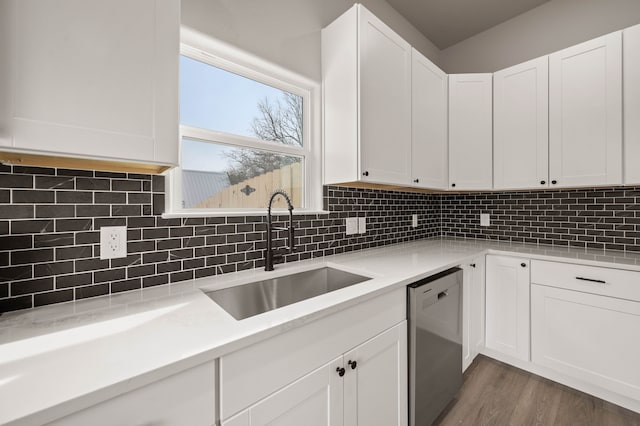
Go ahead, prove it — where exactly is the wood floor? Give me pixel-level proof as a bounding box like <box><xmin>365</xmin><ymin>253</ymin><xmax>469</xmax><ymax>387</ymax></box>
<box><xmin>433</xmin><ymin>355</ymin><xmax>640</xmax><ymax>426</ymax></box>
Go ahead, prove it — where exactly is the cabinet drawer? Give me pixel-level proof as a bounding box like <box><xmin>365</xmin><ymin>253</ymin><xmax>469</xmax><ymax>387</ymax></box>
<box><xmin>531</xmin><ymin>260</ymin><xmax>640</xmax><ymax>302</ymax></box>
<box><xmin>219</xmin><ymin>287</ymin><xmax>405</xmax><ymax>420</ymax></box>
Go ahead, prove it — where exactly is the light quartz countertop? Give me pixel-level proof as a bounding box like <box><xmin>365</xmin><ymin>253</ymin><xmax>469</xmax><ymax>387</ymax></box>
<box><xmin>2</xmin><ymin>237</ymin><xmax>640</xmax><ymax>425</ymax></box>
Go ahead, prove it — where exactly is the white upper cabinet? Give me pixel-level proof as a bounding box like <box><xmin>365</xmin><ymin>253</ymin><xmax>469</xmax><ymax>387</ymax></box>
<box><xmin>411</xmin><ymin>49</ymin><xmax>448</xmax><ymax>189</ymax></box>
<box><xmin>322</xmin><ymin>4</ymin><xmax>412</xmax><ymax>186</ymax></box>
<box><xmin>0</xmin><ymin>0</ymin><xmax>179</xmax><ymax>170</ymax></box>
<box><xmin>549</xmin><ymin>32</ymin><xmax>623</xmax><ymax>188</ymax></box>
<box><xmin>494</xmin><ymin>57</ymin><xmax>549</xmax><ymax>190</ymax></box>
<box><xmin>448</xmin><ymin>74</ymin><xmax>493</xmax><ymax>190</ymax></box>
<box><xmin>624</xmin><ymin>24</ymin><xmax>640</xmax><ymax>185</ymax></box>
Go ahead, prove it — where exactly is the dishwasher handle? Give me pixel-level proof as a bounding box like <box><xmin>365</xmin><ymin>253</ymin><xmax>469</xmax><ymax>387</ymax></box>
<box><xmin>438</xmin><ymin>290</ymin><xmax>448</xmax><ymax>300</ymax></box>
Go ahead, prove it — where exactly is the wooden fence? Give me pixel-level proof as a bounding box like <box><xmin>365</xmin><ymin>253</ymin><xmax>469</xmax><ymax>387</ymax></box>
<box><xmin>195</xmin><ymin>162</ymin><xmax>302</xmax><ymax>209</ymax></box>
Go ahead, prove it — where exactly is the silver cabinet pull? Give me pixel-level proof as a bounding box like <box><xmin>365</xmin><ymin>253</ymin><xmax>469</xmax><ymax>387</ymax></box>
<box><xmin>576</xmin><ymin>276</ymin><xmax>606</xmax><ymax>284</ymax></box>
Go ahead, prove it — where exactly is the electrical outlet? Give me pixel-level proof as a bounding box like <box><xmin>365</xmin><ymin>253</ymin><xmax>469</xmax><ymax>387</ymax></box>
<box><xmin>412</xmin><ymin>214</ymin><xmax>418</xmax><ymax>228</ymax></box>
<box><xmin>100</xmin><ymin>226</ymin><xmax>127</xmax><ymax>259</ymax></box>
<box><xmin>345</xmin><ymin>218</ymin><xmax>358</xmax><ymax>235</ymax></box>
<box><xmin>358</xmin><ymin>217</ymin><xmax>367</xmax><ymax>234</ymax></box>
<box><xmin>480</xmin><ymin>214</ymin><xmax>491</xmax><ymax>227</ymax></box>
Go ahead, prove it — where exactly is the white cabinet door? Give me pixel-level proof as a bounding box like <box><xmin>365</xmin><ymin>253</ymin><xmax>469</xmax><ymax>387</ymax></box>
<box><xmin>463</xmin><ymin>257</ymin><xmax>486</xmax><ymax>372</ymax></box>
<box><xmin>344</xmin><ymin>322</ymin><xmax>408</xmax><ymax>426</ymax></box>
<box><xmin>494</xmin><ymin>57</ymin><xmax>549</xmax><ymax>190</ymax></box>
<box><xmin>485</xmin><ymin>255</ymin><xmax>530</xmax><ymax>362</ymax></box>
<box><xmin>624</xmin><ymin>24</ymin><xmax>640</xmax><ymax>185</ymax></box>
<box><xmin>531</xmin><ymin>284</ymin><xmax>640</xmax><ymax>400</ymax></box>
<box><xmin>323</xmin><ymin>5</ymin><xmax>412</xmax><ymax>186</ymax></box>
<box><xmin>47</xmin><ymin>361</ymin><xmax>215</xmax><ymax>426</ymax></box>
<box><xmin>411</xmin><ymin>49</ymin><xmax>448</xmax><ymax>189</ymax></box>
<box><xmin>549</xmin><ymin>32</ymin><xmax>622</xmax><ymax>187</ymax></box>
<box><xmin>3</xmin><ymin>0</ymin><xmax>178</xmax><ymax>166</ymax></box>
<box><xmin>448</xmin><ymin>74</ymin><xmax>493</xmax><ymax>190</ymax></box>
<box><xmin>247</xmin><ymin>357</ymin><xmax>344</xmax><ymax>426</ymax></box>
<box><xmin>358</xmin><ymin>6</ymin><xmax>412</xmax><ymax>186</ymax></box>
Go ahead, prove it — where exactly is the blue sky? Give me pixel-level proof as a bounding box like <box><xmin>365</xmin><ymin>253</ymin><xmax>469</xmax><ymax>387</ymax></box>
<box><xmin>180</xmin><ymin>55</ymin><xmax>287</xmax><ymax>172</ymax></box>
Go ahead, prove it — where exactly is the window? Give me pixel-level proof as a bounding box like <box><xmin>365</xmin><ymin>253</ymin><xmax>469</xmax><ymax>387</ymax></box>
<box><xmin>168</xmin><ymin>34</ymin><xmax>321</xmax><ymax>215</ymax></box>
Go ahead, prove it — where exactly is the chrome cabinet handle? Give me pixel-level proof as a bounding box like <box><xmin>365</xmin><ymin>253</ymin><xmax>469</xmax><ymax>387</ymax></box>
<box><xmin>576</xmin><ymin>276</ymin><xmax>606</xmax><ymax>284</ymax></box>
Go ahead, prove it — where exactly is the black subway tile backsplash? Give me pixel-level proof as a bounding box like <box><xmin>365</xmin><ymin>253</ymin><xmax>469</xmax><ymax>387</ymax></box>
<box><xmin>3</xmin><ymin>164</ymin><xmax>640</xmax><ymax>314</ymax></box>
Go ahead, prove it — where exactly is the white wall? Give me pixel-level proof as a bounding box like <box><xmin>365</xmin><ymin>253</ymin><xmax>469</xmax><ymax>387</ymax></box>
<box><xmin>181</xmin><ymin>0</ymin><xmax>442</xmax><ymax>82</ymax></box>
<box><xmin>441</xmin><ymin>0</ymin><xmax>640</xmax><ymax>73</ymax></box>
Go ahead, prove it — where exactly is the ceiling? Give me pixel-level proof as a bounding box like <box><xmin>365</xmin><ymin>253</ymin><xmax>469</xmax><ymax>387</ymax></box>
<box><xmin>386</xmin><ymin>0</ymin><xmax>551</xmax><ymax>49</ymax></box>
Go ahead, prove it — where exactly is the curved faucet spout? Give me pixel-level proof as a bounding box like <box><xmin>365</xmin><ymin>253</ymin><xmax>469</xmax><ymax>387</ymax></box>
<box><xmin>265</xmin><ymin>190</ymin><xmax>295</xmax><ymax>271</ymax></box>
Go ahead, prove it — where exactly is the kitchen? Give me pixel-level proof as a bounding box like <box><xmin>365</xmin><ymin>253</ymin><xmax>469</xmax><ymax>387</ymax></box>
<box><xmin>1</xmin><ymin>0</ymin><xmax>640</xmax><ymax>424</ymax></box>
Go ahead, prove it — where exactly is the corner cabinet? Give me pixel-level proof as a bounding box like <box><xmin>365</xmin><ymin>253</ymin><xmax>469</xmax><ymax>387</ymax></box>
<box><xmin>624</xmin><ymin>24</ymin><xmax>640</xmax><ymax>185</ymax></box>
<box><xmin>549</xmin><ymin>32</ymin><xmax>623</xmax><ymax>188</ymax></box>
<box><xmin>47</xmin><ymin>361</ymin><xmax>216</xmax><ymax>426</ymax></box>
<box><xmin>322</xmin><ymin>4</ymin><xmax>412</xmax><ymax>186</ymax></box>
<box><xmin>448</xmin><ymin>74</ymin><xmax>493</xmax><ymax>191</ymax></box>
<box><xmin>484</xmin><ymin>255</ymin><xmax>530</xmax><ymax>363</ymax></box>
<box><xmin>411</xmin><ymin>49</ymin><xmax>448</xmax><ymax>189</ymax></box>
<box><xmin>0</xmin><ymin>0</ymin><xmax>179</xmax><ymax>172</ymax></box>
<box><xmin>493</xmin><ymin>57</ymin><xmax>549</xmax><ymax>190</ymax></box>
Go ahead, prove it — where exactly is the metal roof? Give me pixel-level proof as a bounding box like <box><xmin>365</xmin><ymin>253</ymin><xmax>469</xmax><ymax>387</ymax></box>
<box><xmin>181</xmin><ymin>169</ymin><xmax>230</xmax><ymax>208</ymax></box>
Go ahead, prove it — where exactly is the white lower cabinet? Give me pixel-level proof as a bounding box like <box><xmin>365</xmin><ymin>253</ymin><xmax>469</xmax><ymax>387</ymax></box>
<box><xmin>224</xmin><ymin>322</ymin><xmax>407</xmax><ymax>426</ymax></box>
<box><xmin>47</xmin><ymin>361</ymin><xmax>216</xmax><ymax>426</ymax></box>
<box><xmin>344</xmin><ymin>322</ymin><xmax>407</xmax><ymax>426</ymax></box>
<box><xmin>223</xmin><ymin>357</ymin><xmax>344</xmax><ymax>426</ymax></box>
<box><xmin>484</xmin><ymin>255</ymin><xmax>530</xmax><ymax>362</ymax></box>
<box><xmin>220</xmin><ymin>288</ymin><xmax>407</xmax><ymax>426</ymax></box>
<box><xmin>462</xmin><ymin>256</ymin><xmax>485</xmax><ymax>371</ymax></box>
<box><xmin>531</xmin><ymin>284</ymin><xmax>640</xmax><ymax>401</ymax></box>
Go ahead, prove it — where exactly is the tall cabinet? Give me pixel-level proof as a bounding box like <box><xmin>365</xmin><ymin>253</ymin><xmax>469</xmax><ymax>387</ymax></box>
<box><xmin>411</xmin><ymin>49</ymin><xmax>448</xmax><ymax>189</ymax></box>
<box><xmin>322</xmin><ymin>4</ymin><xmax>412</xmax><ymax>186</ymax></box>
<box><xmin>493</xmin><ymin>57</ymin><xmax>549</xmax><ymax>190</ymax></box>
<box><xmin>448</xmin><ymin>74</ymin><xmax>493</xmax><ymax>191</ymax></box>
<box><xmin>549</xmin><ymin>32</ymin><xmax>623</xmax><ymax>187</ymax></box>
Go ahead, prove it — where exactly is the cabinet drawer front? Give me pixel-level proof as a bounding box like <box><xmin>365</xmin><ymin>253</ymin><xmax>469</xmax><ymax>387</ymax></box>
<box><xmin>531</xmin><ymin>260</ymin><xmax>640</xmax><ymax>302</ymax></box>
<box><xmin>219</xmin><ymin>287</ymin><xmax>405</xmax><ymax>420</ymax></box>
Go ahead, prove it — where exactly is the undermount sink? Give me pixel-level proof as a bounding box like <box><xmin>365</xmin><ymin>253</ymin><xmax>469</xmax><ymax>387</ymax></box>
<box><xmin>203</xmin><ymin>267</ymin><xmax>371</xmax><ymax>320</ymax></box>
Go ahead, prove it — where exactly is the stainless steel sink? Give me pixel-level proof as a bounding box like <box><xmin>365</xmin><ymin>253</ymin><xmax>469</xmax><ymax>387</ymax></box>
<box><xmin>203</xmin><ymin>267</ymin><xmax>371</xmax><ymax>320</ymax></box>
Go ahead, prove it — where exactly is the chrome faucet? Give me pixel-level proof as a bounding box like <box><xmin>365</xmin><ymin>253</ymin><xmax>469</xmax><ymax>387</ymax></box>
<box><xmin>264</xmin><ymin>190</ymin><xmax>295</xmax><ymax>271</ymax></box>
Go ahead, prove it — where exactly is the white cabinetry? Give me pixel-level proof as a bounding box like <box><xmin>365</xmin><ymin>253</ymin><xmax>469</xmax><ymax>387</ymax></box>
<box><xmin>220</xmin><ymin>288</ymin><xmax>406</xmax><ymax>425</ymax></box>
<box><xmin>485</xmin><ymin>255</ymin><xmax>530</xmax><ymax>362</ymax></box>
<box><xmin>343</xmin><ymin>322</ymin><xmax>407</xmax><ymax>426</ymax></box>
<box><xmin>624</xmin><ymin>24</ymin><xmax>640</xmax><ymax>185</ymax></box>
<box><xmin>323</xmin><ymin>4</ymin><xmax>412</xmax><ymax>186</ymax></box>
<box><xmin>411</xmin><ymin>49</ymin><xmax>448</xmax><ymax>189</ymax></box>
<box><xmin>448</xmin><ymin>74</ymin><xmax>493</xmax><ymax>190</ymax></box>
<box><xmin>531</xmin><ymin>260</ymin><xmax>640</xmax><ymax>401</ymax></box>
<box><xmin>47</xmin><ymin>361</ymin><xmax>215</xmax><ymax>426</ymax></box>
<box><xmin>549</xmin><ymin>32</ymin><xmax>623</xmax><ymax>187</ymax></box>
<box><xmin>222</xmin><ymin>357</ymin><xmax>343</xmax><ymax>426</ymax></box>
<box><xmin>462</xmin><ymin>257</ymin><xmax>485</xmax><ymax>371</ymax></box>
<box><xmin>0</xmin><ymin>0</ymin><xmax>179</xmax><ymax>172</ymax></box>
<box><xmin>493</xmin><ymin>57</ymin><xmax>549</xmax><ymax>190</ymax></box>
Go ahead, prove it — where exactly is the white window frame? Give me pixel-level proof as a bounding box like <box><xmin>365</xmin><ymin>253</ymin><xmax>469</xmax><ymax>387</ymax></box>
<box><xmin>165</xmin><ymin>28</ymin><xmax>323</xmax><ymax>217</ymax></box>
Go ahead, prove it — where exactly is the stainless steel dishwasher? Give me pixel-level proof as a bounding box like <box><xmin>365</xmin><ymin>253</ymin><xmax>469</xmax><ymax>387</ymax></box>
<box><xmin>408</xmin><ymin>267</ymin><xmax>463</xmax><ymax>426</ymax></box>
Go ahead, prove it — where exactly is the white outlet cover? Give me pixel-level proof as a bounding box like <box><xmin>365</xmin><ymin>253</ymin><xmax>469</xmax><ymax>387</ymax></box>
<box><xmin>480</xmin><ymin>214</ymin><xmax>490</xmax><ymax>227</ymax></box>
<box><xmin>358</xmin><ymin>217</ymin><xmax>367</xmax><ymax>234</ymax></box>
<box><xmin>412</xmin><ymin>214</ymin><xmax>418</xmax><ymax>228</ymax></box>
<box><xmin>100</xmin><ymin>226</ymin><xmax>128</xmax><ymax>259</ymax></box>
<box><xmin>345</xmin><ymin>218</ymin><xmax>358</xmax><ymax>235</ymax></box>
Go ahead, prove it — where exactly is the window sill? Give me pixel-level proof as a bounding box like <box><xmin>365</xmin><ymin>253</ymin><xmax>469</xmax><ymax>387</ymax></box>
<box><xmin>161</xmin><ymin>210</ymin><xmax>331</xmax><ymax>219</ymax></box>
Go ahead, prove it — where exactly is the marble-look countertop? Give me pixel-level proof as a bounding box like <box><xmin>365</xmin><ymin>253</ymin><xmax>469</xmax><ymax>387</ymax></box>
<box><xmin>2</xmin><ymin>237</ymin><xmax>640</xmax><ymax>425</ymax></box>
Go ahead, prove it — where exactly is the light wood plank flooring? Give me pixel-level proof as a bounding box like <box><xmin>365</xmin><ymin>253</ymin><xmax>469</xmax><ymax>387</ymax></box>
<box><xmin>433</xmin><ymin>355</ymin><xmax>640</xmax><ymax>426</ymax></box>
